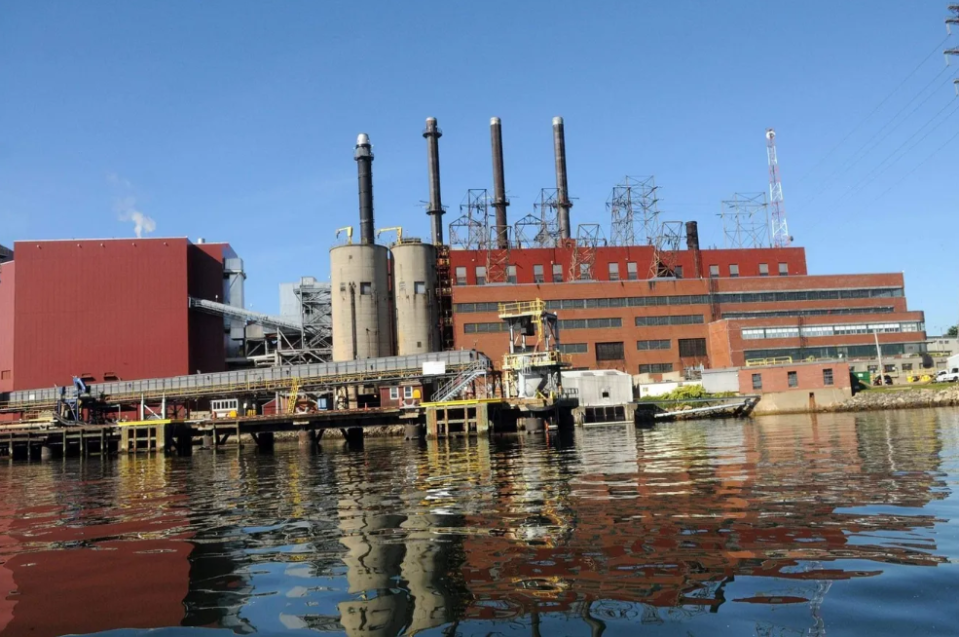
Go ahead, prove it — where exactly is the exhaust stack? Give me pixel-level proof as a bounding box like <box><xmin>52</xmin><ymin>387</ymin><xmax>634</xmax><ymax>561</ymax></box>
<box><xmin>553</xmin><ymin>116</ymin><xmax>572</xmax><ymax>240</ymax></box>
<box><xmin>490</xmin><ymin>117</ymin><xmax>509</xmax><ymax>249</ymax></box>
<box><xmin>423</xmin><ymin>117</ymin><xmax>444</xmax><ymax>245</ymax></box>
<box><xmin>354</xmin><ymin>133</ymin><xmax>374</xmax><ymax>245</ymax></box>
<box><xmin>686</xmin><ymin>221</ymin><xmax>702</xmax><ymax>278</ymax></box>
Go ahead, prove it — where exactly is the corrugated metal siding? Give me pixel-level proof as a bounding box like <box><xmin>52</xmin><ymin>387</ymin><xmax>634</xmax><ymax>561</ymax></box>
<box><xmin>12</xmin><ymin>239</ymin><xmax>193</xmax><ymax>389</ymax></box>
<box><xmin>0</xmin><ymin>262</ymin><xmax>14</xmax><ymax>393</ymax></box>
<box><xmin>187</xmin><ymin>243</ymin><xmax>226</xmax><ymax>374</ymax></box>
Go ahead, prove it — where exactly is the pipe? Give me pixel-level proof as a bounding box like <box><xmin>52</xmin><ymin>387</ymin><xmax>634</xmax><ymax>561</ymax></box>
<box><xmin>354</xmin><ymin>133</ymin><xmax>374</xmax><ymax>245</ymax></box>
<box><xmin>490</xmin><ymin>117</ymin><xmax>509</xmax><ymax>249</ymax></box>
<box><xmin>553</xmin><ymin>116</ymin><xmax>572</xmax><ymax>240</ymax></box>
<box><xmin>423</xmin><ymin>117</ymin><xmax>444</xmax><ymax>245</ymax></box>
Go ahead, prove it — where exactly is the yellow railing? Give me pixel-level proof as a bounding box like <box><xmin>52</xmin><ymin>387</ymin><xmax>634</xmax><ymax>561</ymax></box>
<box><xmin>498</xmin><ymin>299</ymin><xmax>546</xmax><ymax>319</ymax></box>
<box><xmin>744</xmin><ymin>356</ymin><xmax>793</xmax><ymax>367</ymax></box>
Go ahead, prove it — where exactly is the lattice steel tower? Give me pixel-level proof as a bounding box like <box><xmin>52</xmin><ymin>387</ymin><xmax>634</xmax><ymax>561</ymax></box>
<box><xmin>766</xmin><ymin>128</ymin><xmax>791</xmax><ymax>248</ymax></box>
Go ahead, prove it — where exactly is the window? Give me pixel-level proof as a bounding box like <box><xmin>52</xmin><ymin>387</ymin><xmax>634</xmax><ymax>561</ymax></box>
<box><xmin>506</xmin><ymin>265</ymin><xmax>517</xmax><ymax>284</ymax></box>
<box><xmin>552</xmin><ymin>263</ymin><xmax>564</xmax><ymax>282</ymax></box>
<box><xmin>579</xmin><ymin>263</ymin><xmax>591</xmax><ymax>280</ymax></box>
<box><xmin>752</xmin><ymin>373</ymin><xmax>763</xmax><ymax>390</ymax></box>
<box><xmin>608</xmin><ymin>262</ymin><xmax>620</xmax><ymax>281</ymax></box>
<box><xmin>709</xmin><ymin>265</ymin><xmax>719</xmax><ymax>278</ymax></box>
<box><xmin>558</xmin><ymin>343</ymin><xmax>588</xmax><ymax>354</ymax></box>
<box><xmin>884</xmin><ymin>364</ymin><xmax>896</xmax><ymax>373</ymax></box>
<box><xmin>389</xmin><ymin>387</ymin><xmax>399</xmax><ymax>399</ymax></box>
<box><xmin>678</xmin><ymin>338</ymin><xmax>707</xmax><ymax>357</ymax></box>
<box><xmin>558</xmin><ymin>317</ymin><xmax>623</xmax><ymax>330</ymax></box>
<box><xmin>533</xmin><ymin>264</ymin><xmax>545</xmax><ymax>283</ymax></box>
<box><xmin>455</xmin><ymin>267</ymin><xmax>467</xmax><ymax>285</ymax></box>
<box><xmin>787</xmin><ymin>371</ymin><xmax>798</xmax><ymax>387</ymax></box>
<box><xmin>635</xmin><ymin>314</ymin><xmax>704</xmax><ymax>326</ymax></box>
<box><xmin>475</xmin><ymin>266</ymin><xmax>487</xmax><ymax>286</ymax></box>
<box><xmin>637</xmin><ymin>339</ymin><xmax>671</xmax><ymax>350</ymax></box>
<box><xmin>464</xmin><ymin>322</ymin><xmax>509</xmax><ymax>333</ymax></box>
<box><xmin>627</xmin><ymin>262</ymin><xmax>638</xmax><ymax>280</ymax></box>
<box><xmin>759</xmin><ymin>263</ymin><xmax>769</xmax><ymax>276</ymax></box>
<box><xmin>674</xmin><ymin>265</ymin><xmax>683</xmax><ymax>279</ymax></box>
<box><xmin>823</xmin><ymin>368</ymin><xmax>834</xmax><ymax>386</ymax></box>
<box><xmin>595</xmin><ymin>342</ymin><xmax>625</xmax><ymax>361</ymax></box>
<box><xmin>778</xmin><ymin>262</ymin><xmax>788</xmax><ymax>276</ymax></box>
<box><xmin>867</xmin><ymin>364</ymin><xmax>879</xmax><ymax>373</ymax></box>
<box><xmin>729</xmin><ymin>264</ymin><xmax>739</xmax><ymax>277</ymax></box>
<box><xmin>360</xmin><ymin>282</ymin><xmax>372</xmax><ymax>295</ymax></box>
<box><xmin>742</xmin><ymin>328</ymin><xmax>766</xmax><ymax>340</ymax></box>
<box><xmin>639</xmin><ymin>363</ymin><xmax>673</xmax><ymax>374</ymax></box>
<box><xmin>902</xmin><ymin>363</ymin><xmax>914</xmax><ymax>371</ymax></box>
<box><xmin>404</xmin><ymin>386</ymin><xmax>415</xmax><ymax>399</ymax></box>
<box><xmin>414</xmin><ymin>281</ymin><xmax>426</xmax><ymax>295</ymax></box>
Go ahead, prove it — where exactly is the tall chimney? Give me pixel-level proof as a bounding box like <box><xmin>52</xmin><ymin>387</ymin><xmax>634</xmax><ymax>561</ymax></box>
<box><xmin>423</xmin><ymin>117</ymin><xmax>444</xmax><ymax>245</ymax></box>
<box><xmin>685</xmin><ymin>221</ymin><xmax>702</xmax><ymax>278</ymax></box>
<box><xmin>553</xmin><ymin>116</ymin><xmax>572</xmax><ymax>240</ymax></box>
<box><xmin>354</xmin><ymin>133</ymin><xmax>374</xmax><ymax>245</ymax></box>
<box><xmin>490</xmin><ymin>117</ymin><xmax>509</xmax><ymax>249</ymax></box>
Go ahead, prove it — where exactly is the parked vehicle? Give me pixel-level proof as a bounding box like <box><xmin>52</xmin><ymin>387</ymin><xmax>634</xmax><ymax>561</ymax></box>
<box><xmin>937</xmin><ymin>368</ymin><xmax>959</xmax><ymax>383</ymax></box>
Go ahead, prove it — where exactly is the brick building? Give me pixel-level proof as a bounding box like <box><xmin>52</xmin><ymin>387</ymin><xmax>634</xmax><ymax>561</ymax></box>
<box><xmin>0</xmin><ymin>238</ymin><xmax>237</xmax><ymax>392</ymax></box>
<box><xmin>449</xmin><ymin>244</ymin><xmax>924</xmax><ymax>377</ymax></box>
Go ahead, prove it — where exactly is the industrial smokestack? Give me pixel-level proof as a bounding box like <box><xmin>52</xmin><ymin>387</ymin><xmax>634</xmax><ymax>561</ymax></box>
<box><xmin>354</xmin><ymin>133</ymin><xmax>374</xmax><ymax>245</ymax></box>
<box><xmin>686</xmin><ymin>221</ymin><xmax>702</xmax><ymax>279</ymax></box>
<box><xmin>553</xmin><ymin>116</ymin><xmax>572</xmax><ymax>240</ymax></box>
<box><xmin>423</xmin><ymin>117</ymin><xmax>444</xmax><ymax>246</ymax></box>
<box><xmin>490</xmin><ymin>117</ymin><xmax>510</xmax><ymax>249</ymax></box>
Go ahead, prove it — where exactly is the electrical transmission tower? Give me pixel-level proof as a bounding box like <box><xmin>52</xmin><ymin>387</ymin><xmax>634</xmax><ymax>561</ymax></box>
<box><xmin>766</xmin><ymin>128</ymin><xmax>791</xmax><ymax>247</ymax></box>
<box><xmin>448</xmin><ymin>189</ymin><xmax>489</xmax><ymax>250</ymax></box>
<box><xmin>720</xmin><ymin>193</ymin><xmax>770</xmax><ymax>248</ymax></box>
<box><xmin>649</xmin><ymin>221</ymin><xmax>684</xmax><ymax>278</ymax></box>
<box><xmin>608</xmin><ymin>176</ymin><xmax>661</xmax><ymax>246</ymax></box>
<box><xmin>948</xmin><ymin>7</ymin><xmax>959</xmax><ymax>94</ymax></box>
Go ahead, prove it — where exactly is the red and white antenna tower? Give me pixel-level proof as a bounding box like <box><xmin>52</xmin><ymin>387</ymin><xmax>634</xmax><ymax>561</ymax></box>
<box><xmin>766</xmin><ymin>128</ymin><xmax>791</xmax><ymax>248</ymax></box>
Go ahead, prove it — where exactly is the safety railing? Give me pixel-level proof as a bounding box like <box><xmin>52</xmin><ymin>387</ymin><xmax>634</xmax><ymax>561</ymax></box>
<box><xmin>498</xmin><ymin>299</ymin><xmax>546</xmax><ymax>319</ymax></box>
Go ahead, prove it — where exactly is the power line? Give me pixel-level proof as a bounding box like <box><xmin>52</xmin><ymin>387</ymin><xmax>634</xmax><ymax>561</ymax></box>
<box><xmin>870</xmin><ymin>123</ymin><xmax>959</xmax><ymax>201</ymax></box>
<box><xmin>794</xmin><ymin>34</ymin><xmax>951</xmax><ymax>187</ymax></box>
<box><xmin>838</xmin><ymin>96</ymin><xmax>959</xmax><ymax>200</ymax></box>
<box><xmin>798</xmin><ymin>65</ymin><xmax>955</xmax><ymax>210</ymax></box>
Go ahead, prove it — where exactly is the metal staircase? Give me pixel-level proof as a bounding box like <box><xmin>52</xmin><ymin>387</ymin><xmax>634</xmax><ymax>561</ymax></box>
<box><xmin>432</xmin><ymin>359</ymin><xmax>489</xmax><ymax>403</ymax></box>
<box><xmin>287</xmin><ymin>377</ymin><xmax>300</xmax><ymax>414</ymax></box>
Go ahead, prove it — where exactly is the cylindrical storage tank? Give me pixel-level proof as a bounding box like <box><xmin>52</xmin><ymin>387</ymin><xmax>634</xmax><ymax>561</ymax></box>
<box><xmin>331</xmin><ymin>244</ymin><xmax>393</xmax><ymax>361</ymax></box>
<box><xmin>392</xmin><ymin>240</ymin><xmax>440</xmax><ymax>355</ymax></box>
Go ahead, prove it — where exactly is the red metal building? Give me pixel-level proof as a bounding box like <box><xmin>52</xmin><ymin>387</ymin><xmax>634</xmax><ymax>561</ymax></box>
<box><xmin>0</xmin><ymin>238</ymin><xmax>231</xmax><ymax>392</ymax></box>
<box><xmin>449</xmin><ymin>244</ymin><xmax>925</xmax><ymax>376</ymax></box>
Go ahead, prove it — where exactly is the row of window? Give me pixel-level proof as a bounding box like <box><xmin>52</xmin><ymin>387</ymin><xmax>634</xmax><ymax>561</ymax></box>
<box><xmin>711</xmin><ymin>263</ymin><xmax>789</xmax><ymax>278</ymax></box>
<box><xmin>637</xmin><ymin>339</ymin><xmax>671</xmax><ymax>350</ymax></box>
<box><xmin>558</xmin><ymin>343</ymin><xmax>588</xmax><ymax>354</ymax></box>
<box><xmin>463</xmin><ymin>317</ymin><xmax>623</xmax><ymax>334</ymax></box>
<box><xmin>722</xmin><ymin>306</ymin><xmax>896</xmax><ymax>320</ymax></box>
<box><xmin>455</xmin><ymin>260</ymin><xmax>795</xmax><ymax>285</ymax></box>
<box><xmin>745</xmin><ymin>343</ymin><xmax>912</xmax><ymax>361</ymax></box>
<box><xmin>640</xmin><ymin>363</ymin><xmax>674</xmax><ymax>374</ymax></box>
<box><xmin>750</xmin><ymin>368</ymin><xmax>835</xmax><ymax>390</ymax></box>
<box><xmin>452</xmin><ymin>288</ymin><xmax>904</xmax><ymax>314</ymax></box>
<box><xmin>388</xmin><ymin>386</ymin><xmax>417</xmax><ymax>400</ymax></box>
<box><xmin>742</xmin><ymin>322</ymin><xmax>923</xmax><ymax>340</ymax></box>
<box><xmin>595</xmin><ymin>342</ymin><xmax>626</xmax><ymax>361</ymax></box>
<box><xmin>635</xmin><ymin>315</ymin><xmax>705</xmax><ymax>326</ymax></box>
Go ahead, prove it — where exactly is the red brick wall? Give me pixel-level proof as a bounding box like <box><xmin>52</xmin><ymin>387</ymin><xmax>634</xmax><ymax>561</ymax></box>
<box><xmin>449</xmin><ymin>245</ymin><xmax>808</xmax><ymax>285</ymax></box>
<box><xmin>739</xmin><ymin>362</ymin><xmax>851</xmax><ymax>393</ymax></box>
<box><xmin>0</xmin><ymin>262</ymin><xmax>13</xmax><ymax>393</ymax></box>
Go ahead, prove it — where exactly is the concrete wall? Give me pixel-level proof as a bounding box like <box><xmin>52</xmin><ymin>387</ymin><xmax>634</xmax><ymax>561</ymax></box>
<box><xmin>751</xmin><ymin>387</ymin><xmax>852</xmax><ymax>414</ymax></box>
<box><xmin>739</xmin><ymin>362</ymin><xmax>852</xmax><ymax>394</ymax></box>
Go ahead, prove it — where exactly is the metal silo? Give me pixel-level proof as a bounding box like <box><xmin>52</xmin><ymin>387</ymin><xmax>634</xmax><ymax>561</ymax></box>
<box><xmin>391</xmin><ymin>239</ymin><xmax>439</xmax><ymax>355</ymax></box>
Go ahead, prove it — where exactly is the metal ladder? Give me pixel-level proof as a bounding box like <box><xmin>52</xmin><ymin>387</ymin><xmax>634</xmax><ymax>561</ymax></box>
<box><xmin>287</xmin><ymin>377</ymin><xmax>300</xmax><ymax>414</ymax></box>
<box><xmin>432</xmin><ymin>360</ymin><xmax>488</xmax><ymax>403</ymax></box>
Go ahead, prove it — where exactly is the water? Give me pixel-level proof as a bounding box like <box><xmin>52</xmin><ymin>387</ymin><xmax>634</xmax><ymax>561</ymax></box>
<box><xmin>0</xmin><ymin>410</ymin><xmax>957</xmax><ymax>637</ymax></box>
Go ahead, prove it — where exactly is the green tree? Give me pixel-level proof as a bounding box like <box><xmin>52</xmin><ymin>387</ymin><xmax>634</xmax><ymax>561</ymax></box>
<box><xmin>948</xmin><ymin>325</ymin><xmax>958</xmax><ymax>337</ymax></box>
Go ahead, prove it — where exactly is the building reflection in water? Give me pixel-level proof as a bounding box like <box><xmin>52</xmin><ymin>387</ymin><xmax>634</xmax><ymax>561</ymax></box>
<box><xmin>0</xmin><ymin>411</ymin><xmax>949</xmax><ymax>637</ymax></box>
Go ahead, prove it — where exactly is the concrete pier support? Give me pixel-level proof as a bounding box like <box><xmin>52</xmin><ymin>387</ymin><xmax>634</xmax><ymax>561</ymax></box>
<box><xmin>298</xmin><ymin>429</ymin><xmax>317</xmax><ymax>448</ymax></box>
<box><xmin>202</xmin><ymin>433</ymin><xmax>214</xmax><ymax>449</ymax></box>
<box><xmin>405</xmin><ymin>423</ymin><xmax>424</xmax><ymax>440</ymax></box>
<box><xmin>343</xmin><ymin>427</ymin><xmax>364</xmax><ymax>450</ymax></box>
<box><xmin>254</xmin><ymin>432</ymin><xmax>275</xmax><ymax>452</ymax></box>
<box><xmin>40</xmin><ymin>445</ymin><xmax>61</xmax><ymax>461</ymax></box>
<box><xmin>521</xmin><ymin>417</ymin><xmax>546</xmax><ymax>435</ymax></box>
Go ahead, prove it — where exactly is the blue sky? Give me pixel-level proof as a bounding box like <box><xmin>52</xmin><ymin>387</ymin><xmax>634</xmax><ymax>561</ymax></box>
<box><xmin>1</xmin><ymin>1</ymin><xmax>957</xmax><ymax>330</ymax></box>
